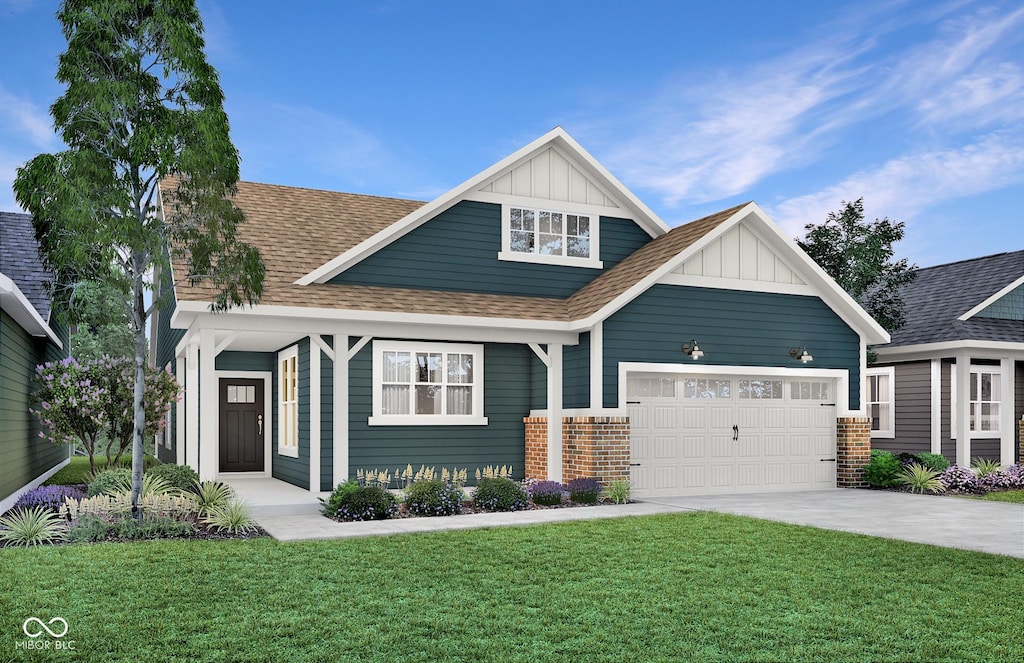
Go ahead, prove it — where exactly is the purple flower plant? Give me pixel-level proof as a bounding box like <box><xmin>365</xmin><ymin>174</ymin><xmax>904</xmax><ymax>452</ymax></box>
<box><xmin>530</xmin><ymin>480</ymin><xmax>564</xmax><ymax>506</ymax></box>
<box><xmin>13</xmin><ymin>485</ymin><xmax>86</xmax><ymax>513</ymax></box>
<box><xmin>940</xmin><ymin>465</ymin><xmax>981</xmax><ymax>492</ymax></box>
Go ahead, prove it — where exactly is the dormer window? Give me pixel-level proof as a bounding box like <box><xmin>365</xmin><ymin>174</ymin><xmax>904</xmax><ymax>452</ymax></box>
<box><xmin>499</xmin><ymin>205</ymin><xmax>603</xmax><ymax>268</ymax></box>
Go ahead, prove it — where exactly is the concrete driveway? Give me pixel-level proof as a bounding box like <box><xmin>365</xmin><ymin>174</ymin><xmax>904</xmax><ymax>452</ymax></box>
<box><xmin>641</xmin><ymin>489</ymin><xmax>1024</xmax><ymax>558</ymax></box>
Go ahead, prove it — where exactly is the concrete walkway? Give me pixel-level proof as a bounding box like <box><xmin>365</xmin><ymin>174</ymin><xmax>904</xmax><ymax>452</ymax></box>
<box><xmin>644</xmin><ymin>489</ymin><xmax>1024</xmax><ymax>558</ymax></box>
<box><xmin>226</xmin><ymin>478</ymin><xmax>1024</xmax><ymax>558</ymax></box>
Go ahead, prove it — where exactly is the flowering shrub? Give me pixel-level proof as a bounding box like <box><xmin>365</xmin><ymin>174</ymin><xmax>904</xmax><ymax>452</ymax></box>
<box><xmin>404</xmin><ymin>479</ymin><xmax>463</xmax><ymax>517</ymax></box>
<box><xmin>13</xmin><ymin>485</ymin><xmax>87</xmax><ymax>513</ymax></box>
<box><xmin>530</xmin><ymin>481</ymin><xmax>564</xmax><ymax>506</ymax></box>
<box><xmin>520</xmin><ymin>477</ymin><xmax>539</xmax><ymax>495</ymax></box>
<box><xmin>329</xmin><ymin>486</ymin><xmax>398</xmax><ymax>522</ymax></box>
<box><xmin>940</xmin><ymin>465</ymin><xmax>981</xmax><ymax>492</ymax></box>
<box><xmin>980</xmin><ymin>469</ymin><xmax>1014</xmax><ymax>490</ymax></box>
<box><xmin>60</xmin><ymin>491</ymin><xmax>199</xmax><ymax>521</ymax></box>
<box><xmin>567</xmin><ymin>477</ymin><xmax>602</xmax><ymax>504</ymax></box>
<box><xmin>1006</xmin><ymin>464</ymin><xmax>1024</xmax><ymax>489</ymax></box>
<box><xmin>473</xmin><ymin>477</ymin><xmax>529</xmax><ymax>512</ymax></box>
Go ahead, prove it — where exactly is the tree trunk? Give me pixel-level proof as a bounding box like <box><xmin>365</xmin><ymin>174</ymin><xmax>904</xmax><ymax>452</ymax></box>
<box><xmin>130</xmin><ymin>264</ymin><xmax>147</xmax><ymax>522</ymax></box>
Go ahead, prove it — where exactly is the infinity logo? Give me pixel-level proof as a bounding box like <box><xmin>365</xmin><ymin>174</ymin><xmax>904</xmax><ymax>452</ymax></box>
<box><xmin>22</xmin><ymin>617</ymin><xmax>69</xmax><ymax>639</ymax></box>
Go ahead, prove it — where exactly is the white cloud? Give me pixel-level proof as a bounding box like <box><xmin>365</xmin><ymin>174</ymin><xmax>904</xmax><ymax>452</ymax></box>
<box><xmin>769</xmin><ymin>133</ymin><xmax>1024</xmax><ymax>238</ymax></box>
<box><xmin>0</xmin><ymin>86</ymin><xmax>56</xmax><ymax>149</ymax></box>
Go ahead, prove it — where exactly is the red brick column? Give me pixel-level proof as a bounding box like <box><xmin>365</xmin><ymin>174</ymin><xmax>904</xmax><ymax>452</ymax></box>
<box><xmin>561</xmin><ymin>416</ymin><xmax>630</xmax><ymax>486</ymax></box>
<box><xmin>836</xmin><ymin>417</ymin><xmax>871</xmax><ymax>488</ymax></box>
<box><xmin>524</xmin><ymin>417</ymin><xmax>548</xmax><ymax>480</ymax></box>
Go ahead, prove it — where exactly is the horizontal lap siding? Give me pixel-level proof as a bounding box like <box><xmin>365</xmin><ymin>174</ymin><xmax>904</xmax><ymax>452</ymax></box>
<box><xmin>321</xmin><ymin>345</ymin><xmax>333</xmax><ymax>491</ymax></box>
<box><xmin>1017</xmin><ymin>361</ymin><xmax>1023</xmax><ymax>461</ymax></box>
<box><xmin>603</xmin><ymin>286</ymin><xmax>861</xmax><ymax>410</ymax></box>
<box><xmin>272</xmin><ymin>339</ymin><xmax>309</xmax><ymax>489</ymax></box>
<box><xmin>330</xmin><ymin>201</ymin><xmax>651</xmax><ymax>298</ymax></box>
<box><xmin>874</xmin><ymin>361</ymin><xmax>931</xmax><ymax>455</ymax></box>
<box><xmin>349</xmin><ymin>342</ymin><xmax>530</xmax><ymax>482</ymax></box>
<box><xmin>0</xmin><ymin>311</ymin><xmax>68</xmax><ymax>501</ymax></box>
<box><xmin>154</xmin><ymin>271</ymin><xmax>185</xmax><ymax>372</ymax></box>
<box><xmin>563</xmin><ymin>332</ymin><xmax>589</xmax><ymax>409</ymax></box>
<box><xmin>215</xmin><ymin>351</ymin><xmax>275</xmax><ymax>373</ymax></box>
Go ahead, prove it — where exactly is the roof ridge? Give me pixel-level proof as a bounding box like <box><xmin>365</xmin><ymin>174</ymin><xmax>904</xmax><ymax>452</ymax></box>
<box><xmin>916</xmin><ymin>249</ymin><xmax>1024</xmax><ymax>272</ymax></box>
<box><xmin>236</xmin><ymin>179</ymin><xmax>428</xmax><ymax>205</ymax></box>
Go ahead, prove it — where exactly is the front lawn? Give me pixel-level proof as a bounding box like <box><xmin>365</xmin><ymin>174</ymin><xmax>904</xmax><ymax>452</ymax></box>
<box><xmin>44</xmin><ymin>454</ymin><xmax>159</xmax><ymax>486</ymax></box>
<box><xmin>2</xmin><ymin>513</ymin><xmax>1021</xmax><ymax>662</ymax></box>
<box><xmin>974</xmin><ymin>490</ymin><xmax>1024</xmax><ymax>504</ymax></box>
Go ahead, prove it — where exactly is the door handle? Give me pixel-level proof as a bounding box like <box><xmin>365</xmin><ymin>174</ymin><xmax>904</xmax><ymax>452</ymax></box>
<box><xmin>258</xmin><ymin>414</ymin><xmax>263</xmax><ymax>435</ymax></box>
<box><xmin>732</xmin><ymin>425</ymin><xmax>739</xmax><ymax>441</ymax></box>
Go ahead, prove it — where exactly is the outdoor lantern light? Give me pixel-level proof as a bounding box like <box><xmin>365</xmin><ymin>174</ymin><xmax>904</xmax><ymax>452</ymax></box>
<box><xmin>789</xmin><ymin>347</ymin><xmax>813</xmax><ymax>363</ymax></box>
<box><xmin>682</xmin><ymin>340</ymin><xmax>704</xmax><ymax>360</ymax></box>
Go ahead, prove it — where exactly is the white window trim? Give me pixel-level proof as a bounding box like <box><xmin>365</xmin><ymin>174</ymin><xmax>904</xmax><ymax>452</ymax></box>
<box><xmin>498</xmin><ymin>204</ymin><xmax>603</xmax><ymax>269</ymax></box>
<box><xmin>369</xmin><ymin>340</ymin><xmax>488</xmax><ymax>426</ymax></box>
<box><xmin>865</xmin><ymin>366</ymin><xmax>895</xmax><ymax>439</ymax></box>
<box><xmin>278</xmin><ymin>345</ymin><xmax>299</xmax><ymax>457</ymax></box>
<box><xmin>951</xmin><ymin>363</ymin><xmax>1003</xmax><ymax>438</ymax></box>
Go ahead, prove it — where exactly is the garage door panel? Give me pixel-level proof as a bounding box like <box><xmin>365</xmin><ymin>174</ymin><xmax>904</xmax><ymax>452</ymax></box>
<box><xmin>737</xmin><ymin>437</ymin><xmax>758</xmax><ymax>457</ymax></box>
<box><xmin>788</xmin><ymin>435</ymin><xmax>810</xmax><ymax>456</ymax></box>
<box><xmin>762</xmin><ymin>407</ymin><xmax>786</xmax><ymax>429</ymax></box>
<box><xmin>707</xmin><ymin>406</ymin><xmax>733</xmax><ymax>430</ymax></box>
<box><xmin>788</xmin><ymin>407</ymin><xmax>811</xmax><ymax>429</ymax></box>
<box><xmin>628</xmin><ymin>404</ymin><xmax>647</xmax><ymax>429</ymax></box>
<box><xmin>710</xmin><ymin>465</ymin><xmax>734</xmax><ymax>487</ymax></box>
<box><xmin>737</xmin><ymin>464</ymin><xmax>760</xmax><ymax>486</ymax></box>
<box><xmin>764</xmin><ymin>463</ymin><xmax>787</xmax><ymax>485</ymax></box>
<box><xmin>653</xmin><ymin>406</ymin><xmax>677</xmax><ymax>430</ymax></box>
<box><xmin>680</xmin><ymin>435</ymin><xmax>706</xmax><ymax>459</ymax></box>
<box><xmin>653</xmin><ymin>436</ymin><xmax>677</xmax><ymax>459</ymax></box>
<box><xmin>763</xmin><ymin>435</ymin><xmax>786</xmax><ymax>456</ymax></box>
<box><xmin>680</xmin><ymin>406</ymin><xmax>705</xmax><ymax>429</ymax></box>
<box><xmin>813</xmin><ymin>462</ymin><xmax>834</xmax><ymax>483</ymax></box>
<box><xmin>736</xmin><ymin>406</ymin><xmax>759</xmax><ymax>428</ymax></box>
<box><xmin>709</xmin><ymin>435</ymin><xmax>734</xmax><ymax>458</ymax></box>
<box><xmin>654</xmin><ymin>466</ymin><xmax>679</xmax><ymax>490</ymax></box>
<box><xmin>789</xmin><ymin>462</ymin><xmax>812</xmax><ymax>484</ymax></box>
<box><xmin>811</xmin><ymin>434</ymin><xmax>834</xmax><ymax>455</ymax></box>
<box><xmin>680</xmin><ymin>466</ymin><xmax>706</xmax><ymax>489</ymax></box>
<box><xmin>813</xmin><ymin>407</ymin><xmax>834</xmax><ymax>427</ymax></box>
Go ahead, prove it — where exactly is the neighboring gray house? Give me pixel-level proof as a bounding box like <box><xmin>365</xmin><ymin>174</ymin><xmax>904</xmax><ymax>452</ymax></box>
<box><xmin>152</xmin><ymin>128</ymin><xmax>890</xmax><ymax>498</ymax></box>
<box><xmin>0</xmin><ymin>212</ymin><xmax>69</xmax><ymax>513</ymax></box>
<box><xmin>870</xmin><ymin>250</ymin><xmax>1024</xmax><ymax>467</ymax></box>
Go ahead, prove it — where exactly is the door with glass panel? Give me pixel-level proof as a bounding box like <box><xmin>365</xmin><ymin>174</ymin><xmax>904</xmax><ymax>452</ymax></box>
<box><xmin>220</xmin><ymin>378</ymin><xmax>265</xmax><ymax>472</ymax></box>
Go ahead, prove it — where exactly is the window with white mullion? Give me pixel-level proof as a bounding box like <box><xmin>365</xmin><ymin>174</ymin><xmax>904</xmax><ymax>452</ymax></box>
<box><xmin>374</xmin><ymin>342</ymin><xmax>485</xmax><ymax>424</ymax></box>
<box><xmin>865</xmin><ymin>367</ymin><xmax>894</xmax><ymax>438</ymax></box>
<box><xmin>509</xmin><ymin>206</ymin><xmax>590</xmax><ymax>259</ymax></box>
<box><xmin>951</xmin><ymin>364</ymin><xmax>1003</xmax><ymax>436</ymax></box>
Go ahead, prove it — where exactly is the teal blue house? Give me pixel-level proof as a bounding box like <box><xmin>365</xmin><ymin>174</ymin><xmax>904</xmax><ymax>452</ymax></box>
<box><xmin>1</xmin><ymin>212</ymin><xmax>69</xmax><ymax>513</ymax></box>
<box><xmin>153</xmin><ymin>128</ymin><xmax>889</xmax><ymax>498</ymax></box>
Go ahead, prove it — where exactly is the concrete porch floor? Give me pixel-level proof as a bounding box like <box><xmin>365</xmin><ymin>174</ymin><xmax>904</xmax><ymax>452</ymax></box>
<box><xmin>218</xmin><ymin>476</ymin><xmax>327</xmax><ymax>518</ymax></box>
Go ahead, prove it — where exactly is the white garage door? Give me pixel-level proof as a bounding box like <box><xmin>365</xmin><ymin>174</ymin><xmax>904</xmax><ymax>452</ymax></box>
<box><xmin>628</xmin><ymin>373</ymin><xmax>837</xmax><ymax>497</ymax></box>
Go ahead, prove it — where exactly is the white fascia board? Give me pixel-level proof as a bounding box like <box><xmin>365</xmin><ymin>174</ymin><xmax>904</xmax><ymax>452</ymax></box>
<box><xmin>0</xmin><ymin>272</ymin><xmax>63</xmax><ymax>347</ymax></box>
<box><xmin>297</xmin><ymin>127</ymin><xmax>670</xmax><ymax>285</ymax></box>
<box><xmin>874</xmin><ymin>340</ymin><xmax>1024</xmax><ymax>362</ymax></box>
<box><xmin>172</xmin><ymin>300</ymin><xmax>581</xmax><ymax>345</ymax></box>
<box><xmin>958</xmin><ymin>274</ymin><xmax>1024</xmax><ymax>321</ymax></box>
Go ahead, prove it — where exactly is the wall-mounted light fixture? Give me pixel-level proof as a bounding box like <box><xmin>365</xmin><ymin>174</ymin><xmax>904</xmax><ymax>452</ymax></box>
<box><xmin>789</xmin><ymin>347</ymin><xmax>813</xmax><ymax>363</ymax></box>
<box><xmin>682</xmin><ymin>340</ymin><xmax>704</xmax><ymax>360</ymax></box>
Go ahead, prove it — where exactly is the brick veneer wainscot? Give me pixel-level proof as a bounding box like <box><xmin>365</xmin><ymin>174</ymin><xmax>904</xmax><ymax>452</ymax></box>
<box><xmin>523</xmin><ymin>416</ymin><xmax>630</xmax><ymax>485</ymax></box>
<box><xmin>837</xmin><ymin>417</ymin><xmax>871</xmax><ymax>488</ymax></box>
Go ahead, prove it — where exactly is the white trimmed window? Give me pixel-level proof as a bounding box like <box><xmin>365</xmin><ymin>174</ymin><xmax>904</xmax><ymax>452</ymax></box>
<box><xmin>278</xmin><ymin>346</ymin><xmax>299</xmax><ymax>457</ymax></box>
<box><xmin>370</xmin><ymin>341</ymin><xmax>487</xmax><ymax>426</ymax></box>
<box><xmin>865</xmin><ymin>367</ymin><xmax>894</xmax><ymax>438</ymax></box>
<box><xmin>498</xmin><ymin>205</ymin><xmax>602</xmax><ymax>268</ymax></box>
<box><xmin>951</xmin><ymin>364</ymin><xmax>1002</xmax><ymax>436</ymax></box>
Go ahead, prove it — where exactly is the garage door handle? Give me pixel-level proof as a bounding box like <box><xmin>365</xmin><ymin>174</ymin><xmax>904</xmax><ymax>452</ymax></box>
<box><xmin>732</xmin><ymin>425</ymin><xmax>738</xmax><ymax>441</ymax></box>
<box><xmin>629</xmin><ymin>463</ymin><xmax>641</xmax><ymax>467</ymax></box>
<box><xmin>820</xmin><ymin>458</ymin><xmax>837</xmax><ymax>462</ymax></box>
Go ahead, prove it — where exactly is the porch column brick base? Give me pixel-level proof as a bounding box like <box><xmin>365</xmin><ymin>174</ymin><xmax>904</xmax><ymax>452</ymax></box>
<box><xmin>836</xmin><ymin>416</ymin><xmax>871</xmax><ymax>488</ymax></box>
<box><xmin>523</xmin><ymin>416</ymin><xmax>630</xmax><ymax>486</ymax></box>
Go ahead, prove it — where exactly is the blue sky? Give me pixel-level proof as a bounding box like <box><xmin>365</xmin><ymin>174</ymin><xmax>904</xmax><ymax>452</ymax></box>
<box><xmin>1</xmin><ymin>0</ymin><xmax>1022</xmax><ymax>268</ymax></box>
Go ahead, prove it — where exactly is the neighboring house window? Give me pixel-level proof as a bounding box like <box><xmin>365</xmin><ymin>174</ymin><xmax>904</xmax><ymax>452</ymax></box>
<box><xmin>498</xmin><ymin>206</ymin><xmax>603</xmax><ymax>268</ymax></box>
<box><xmin>865</xmin><ymin>367</ymin><xmax>894</xmax><ymax>438</ymax></box>
<box><xmin>951</xmin><ymin>364</ymin><xmax>1002</xmax><ymax>436</ymax></box>
<box><xmin>278</xmin><ymin>346</ymin><xmax>299</xmax><ymax>457</ymax></box>
<box><xmin>370</xmin><ymin>341</ymin><xmax>487</xmax><ymax>426</ymax></box>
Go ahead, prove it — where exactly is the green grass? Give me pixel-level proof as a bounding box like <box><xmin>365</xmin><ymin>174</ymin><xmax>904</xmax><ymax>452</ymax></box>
<box><xmin>974</xmin><ymin>490</ymin><xmax>1024</xmax><ymax>503</ymax></box>
<box><xmin>2</xmin><ymin>513</ymin><xmax>1022</xmax><ymax>662</ymax></box>
<box><xmin>44</xmin><ymin>455</ymin><xmax>160</xmax><ymax>486</ymax></box>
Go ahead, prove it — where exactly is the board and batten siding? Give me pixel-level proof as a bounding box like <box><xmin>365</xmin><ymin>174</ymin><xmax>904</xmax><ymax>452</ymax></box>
<box><xmin>872</xmin><ymin>361</ymin><xmax>931</xmax><ymax>455</ymax></box>
<box><xmin>603</xmin><ymin>285</ymin><xmax>862</xmax><ymax>410</ymax></box>
<box><xmin>272</xmin><ymin>338</ymin><xmax>309</xmax><ymax>489</ymax></box>
<box><xmin>329</xmin><ymin>200</ymin><xmax>651</xmax><ymax>298</ymax></box>
<box><xmin>348</xmin><ymin>341</ymin><xmax>530</xmax><ymax>482</ymax></box>
<box><xmin>0</xmin><ymin>309</ymin><xmax>68</xmax><ymax>502</ymax></box>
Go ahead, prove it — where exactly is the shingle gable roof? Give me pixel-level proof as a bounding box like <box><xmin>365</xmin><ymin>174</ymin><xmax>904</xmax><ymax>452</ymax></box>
<box><xmin>166</xmin><ymin>179</ymin><xmax>739</xmax><ymax>322</ymax></box>
<box><xmin>885</xmin><ymin>250</ymin><xmax>1024</xmax><ymax>347</ymax></box>
<box><xmin>0</xmin><ymin>211</ymin><xmax>51</xmax><ymax>320</ymax></box>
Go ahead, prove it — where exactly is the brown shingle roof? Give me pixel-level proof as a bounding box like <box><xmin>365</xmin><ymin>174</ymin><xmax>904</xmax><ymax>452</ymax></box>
<box><xmin>165</xmin><ymin>179</ymin><xmax>743</xmax><ymax>323</ymax></box>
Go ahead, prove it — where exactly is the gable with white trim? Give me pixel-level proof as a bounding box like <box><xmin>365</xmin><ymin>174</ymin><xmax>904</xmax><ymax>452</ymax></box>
<box><xmin>976</xmin><ymin>282</ymin><xmax>1024</xmax><ymax>320</ymax></box>
<box><xmin>477</xmin><ymin>146</ymin><xmax>619</xmax><ymax>209</ymax></box>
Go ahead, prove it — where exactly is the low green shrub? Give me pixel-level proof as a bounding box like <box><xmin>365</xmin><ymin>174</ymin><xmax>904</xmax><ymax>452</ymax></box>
<box><xmin>915</xmin><ymin>452</ymin><xmax>950</xmax><ymax>473</ymax></box>
<box><xmin>603</xmin><ymin>479</ymin><xmax>631</xmax><ymax>504</ymax></box>
<box><xmin>899</xmin><ymin>463</ymin><xmax>946</xmax><ymax>494</ymax></box>
<box><xmin>0</xmin><ymin>506</ymin><xmax>67</xmax><ymax>547</ymax></box>
<box><xmin>320</xmin><ymin>479</ymin><xmax>361</xmax><ymax>517</ymax></box>
<box><xmin>193</xmin><ymin>480</ymin><xmax>235</xmax><ymax>517</ymax></box>
<box><xmin>87</xmin><ymin>469</ymin><xmax>132</xmax><ymax>496</ymax></box>
<box><xmin>331</xmin><ymin>486</ymin><xmax>398</xmax><ymax>521</ymax></box>
<box><xmin>146</xmin><ymin>464</ymin><xmax>200</xmax><ymax>492</ymax></box>
<box><xmin>67</xmin><ymin>515</ymin><xmax>111</xmax><ymax>543</ymax></box>
<box><xmin>473</xmin><ymin>477</ymin><xmax>529</xmax><ymax>512</ymax></box>
<box><xmin>203</xmin><ymin>500</ymin><xmax>256</xmax><ymax>534</ymax></box>
<box><xmin>108</xmin><ymin>517</ymin><xmax>195</xmax><ymax>541</ymax></box>
<box><xmin>863</xmin><ymin>450</ymin><xmax>902</xmax><ymax>488</ymax></box>
<box><xmin>404</xmin><ymin>479</ymin><xmax>463</xmax><ymax>517</ymax></box>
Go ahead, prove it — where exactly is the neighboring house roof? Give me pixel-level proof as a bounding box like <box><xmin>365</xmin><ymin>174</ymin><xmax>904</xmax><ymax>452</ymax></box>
<box><xmin>882</xmin><ymin>250</ymin><xmax>1024</xmax><ymax>348</ymax></box>
<box><xmin>0</xmin><ymin>211</ymin><xmax>61</xmax><ymax>345</ymax></box>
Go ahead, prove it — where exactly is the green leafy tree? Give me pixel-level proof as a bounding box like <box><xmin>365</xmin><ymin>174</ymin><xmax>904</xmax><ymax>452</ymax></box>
<box><xmin>70</xmin><ymin>280</ymin><xmax>135</xmax><ymax>361</ymax></box>
<box><xmin>14</xmin><ymin>0</ymin><xmax>264</xmax><ymax>518</ymax></box>
<box><xmin>797</xmin><ymin>199</ymin><xmax>916</xmax><ymax>332</ymax></box>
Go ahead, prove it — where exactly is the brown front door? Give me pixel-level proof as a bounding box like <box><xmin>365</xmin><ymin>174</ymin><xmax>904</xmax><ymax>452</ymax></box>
<box><xmin>219</xmin><ymin>378</ymin><xmax>265</xmax><ymax>472</ymax></box>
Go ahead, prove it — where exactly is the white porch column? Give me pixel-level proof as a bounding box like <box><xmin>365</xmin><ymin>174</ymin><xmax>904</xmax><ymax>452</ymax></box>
<box><xmin>999</xmin><ymin>357</ymin><xmax>1014</xmax><ymax>466</ymax></box>
<box><xmin>333</xmin><ymin>334</ymin><xmax>349</xmax><ymax>487</ymax></box>
<box><xmin>309</xmin><ymin>340</ymin><xmax>322</xmax><ymax>493</ymax></box>
<box><xmin>954</xmin><ymin>352</ymin><xmax>971</xmax><ymax>467</ymax></box>
<box><xmin>185</xmin><ymin>341</ymin><xmax>200</xmax><ymax>471</ymax></box>
<box><xmin>589</xmin><ymin>322</ymin><xmax>603</xmax><ymax>410</ymax></box>
<box><xmin>175</xmin><ymin>356</ymin><xmax>186</xmax><ymax>466</ymax></box>
<box><xmin>547</xmin><ymin>343</ymin><xmax>563</xmax><ymax>482</ymax></box>
<box><xmin>198</xmin><ymin>328</ymin><xmax>217</xmax><ymax>480</ymax></box>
